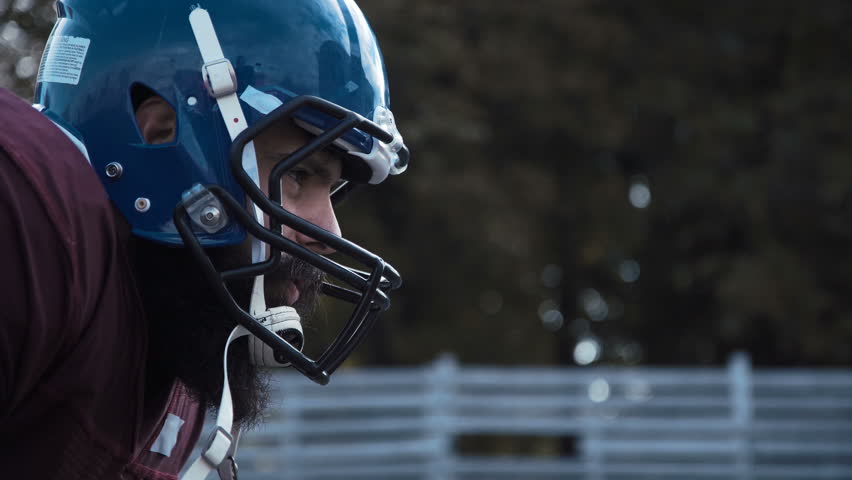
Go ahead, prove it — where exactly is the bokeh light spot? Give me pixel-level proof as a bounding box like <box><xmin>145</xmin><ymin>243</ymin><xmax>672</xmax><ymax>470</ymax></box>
<box><xmin>540</xmin><ymin>309</ymin><xmax>564</xmax><ymax>332</ymax></box>
<box><xmin>580</xmin><ymin>288</ymin><xmax>609</xmax><ymax>321</ymax></box>
<box><xmin>618</xmin><ymin>260</ymin><xmax>641</xmax><ymax>283</ymax></box>
<box><xmin>629</xmin><ymin>180</ymin><xmax>651</xmax><ymax>209</ymax></box>
<box><xmin>12</xmin><ymin>0</ymin><xmax>33</xmax><ymax>13</ymax></box>
<box><xmin>1</xmin><ymin>20</ymin><xmax>21</xmax><ymax>43</ymax></box>
<box><xmin>588</xmin><ymin>378</ymin><xmax>610</xmax><ymax>403</ymax></box>
<box><xmin>574</xmin><ymin>338</ymin><xmax>601</xmax><ymax>365</ymax></box>
<box><xmin>15</xmin><ymin>56</ymin><xmax>35</xmax><ymax>79</ymax></box>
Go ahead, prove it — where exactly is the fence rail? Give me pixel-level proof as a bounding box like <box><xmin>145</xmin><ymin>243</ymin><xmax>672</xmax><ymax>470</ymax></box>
<box><xmin>215</xmin><ymin>353</ymin><xmax>852</xmax><ymax>480</ymax></box>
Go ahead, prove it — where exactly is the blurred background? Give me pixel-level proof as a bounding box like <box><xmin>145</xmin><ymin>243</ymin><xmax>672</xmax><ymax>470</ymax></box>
<box><xmin>4</xmin><ymin>1</ymin><xmax>852</xmax><ymax>479</ymax></box>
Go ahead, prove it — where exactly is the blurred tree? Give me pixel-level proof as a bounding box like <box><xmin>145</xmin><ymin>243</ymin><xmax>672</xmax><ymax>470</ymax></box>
<box><xmin>356</xmin><ymin>0</ymin><xmax>852</xmax><ymax>367</ymax></box>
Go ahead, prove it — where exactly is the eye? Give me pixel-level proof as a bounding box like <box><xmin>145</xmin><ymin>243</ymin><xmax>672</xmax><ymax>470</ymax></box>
<box><xmin>286</xmin><ymin>168</ymin><xmax>309</xmax><ymax>186</ymax></box>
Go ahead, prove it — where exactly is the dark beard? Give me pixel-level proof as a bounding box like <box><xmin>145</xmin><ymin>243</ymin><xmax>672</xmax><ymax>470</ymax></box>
<box><xmin>130</xmin><ymin>238</ymin><xmax>324</xmax><ymax>429</ymax></box>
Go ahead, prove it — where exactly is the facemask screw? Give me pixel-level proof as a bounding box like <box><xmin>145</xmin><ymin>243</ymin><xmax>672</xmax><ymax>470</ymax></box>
<box><xmin>200</xmin><ymin>205</ymin><xmax>221</xmax><ymax>226</ymax></box>
<box><xmin>135</xmin><ymin>197</ymin><xmax>151</xmax><ymax>213</ymax></box>
<box><xmin>105</xmin><ymin>162</ymin><xmax>123</xmax><ymax>180</ymax></box>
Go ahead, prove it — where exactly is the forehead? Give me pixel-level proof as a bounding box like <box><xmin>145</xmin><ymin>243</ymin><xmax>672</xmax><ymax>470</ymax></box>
<box><xmin>254</xmin><ymin>119</ymin><xmax>344</xmax><ymax>176</ymax></box>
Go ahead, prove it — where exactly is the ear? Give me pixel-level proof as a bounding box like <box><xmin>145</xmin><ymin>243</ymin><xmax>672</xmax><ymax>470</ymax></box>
<box><xmin>135</xmin><ymin>96</ymin><xmax>177</xmax><ymax>145</ymax></box>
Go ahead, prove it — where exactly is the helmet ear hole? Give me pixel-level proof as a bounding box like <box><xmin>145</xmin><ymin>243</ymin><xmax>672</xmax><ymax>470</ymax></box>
<box><xmin>130</xmin><ymin>83</ymin><xmax>160</xmax><ymax>113</ymax></box>
<box><xmin>131</xmin><ymin>83</ymin><xmax>177</xmax><ymax>145</ymax></box>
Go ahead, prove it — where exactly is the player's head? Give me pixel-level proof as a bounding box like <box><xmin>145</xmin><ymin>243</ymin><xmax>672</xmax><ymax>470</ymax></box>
<box><xmin>34</xmin><ymin>0</ymin><xmax>408</xmax><ymax>385</ymax></box>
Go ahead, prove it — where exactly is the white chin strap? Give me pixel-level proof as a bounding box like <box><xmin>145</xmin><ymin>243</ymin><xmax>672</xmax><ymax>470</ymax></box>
<box><xmin>182</xmin><ymin>7</ymin><xmax>303</xmax><ymax>480</ymax></box>
<box><xmin>181</xmin><ymin>325</ymin><xmax>247</xmax><ymax>480</ymax></box>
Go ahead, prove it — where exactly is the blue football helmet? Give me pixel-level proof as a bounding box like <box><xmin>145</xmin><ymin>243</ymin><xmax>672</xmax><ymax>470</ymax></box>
<box><xmin>34</xmin><ymin>0</ymin><xmax>408</xmax><ymax>385</ymax></box>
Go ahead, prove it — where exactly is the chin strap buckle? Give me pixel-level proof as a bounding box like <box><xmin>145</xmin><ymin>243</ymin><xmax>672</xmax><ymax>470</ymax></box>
<box><xmin>201</xmin><ymin>426</ymin><xmax>233</xmax><ymax>469</ymax></box>
<box><xmin>201</xmin><ymin>426</ymin><xmax>240</xmax><ymax>480</ymax></box>
<box><xmin>249</xmin><ymin>305</ymin><xmax>304</xmax><ymax>367</ymax></box>
<box><xmin>189</xmin><ymin>6</ymin><xmax>249</xmax><ymax>142</ymax></box>
<box><xmin>202</xmin><ymin>58</ymin><xmax>238</xmax><ymax>98</ymax></box>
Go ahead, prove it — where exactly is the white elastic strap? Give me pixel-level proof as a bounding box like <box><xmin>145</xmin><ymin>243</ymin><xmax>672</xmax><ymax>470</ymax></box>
<box><xmin>190</xmin><ymin>6</ymin><xmax>262</xmax><ymax>202</ymax></box>
<box><xmin>190</xmin><ymin>8</ymin><xmax>267</xmax><ymax>265</ymax></box>
<box><xmin>187</xmin><ymin>8</ymin><xmax>267</xmax><ymax>478</ymax></box>
<box><xmin>191</xmin><ymin>5</ymin><xmax>268</xmax><ymax>302</ymax></box>
<box><xmin>188</xmin><ymin>7</ymin><xmax>225</xmax><ymax>64</ymax></box>
<box><xmin>189</xmin><ymin>7</ymin><xmax>247</xmax><ymax>141</ymax></box>
<box><xmin>249</xmin><ymin>275</ymin><xmax>266</xmax><ymax>316</ymax></box>
<box><xmin>180</xmin><ymin>326</ymin><xmax>249</xmax><ymax>480</ymax></box>
<box><xmin>185</xmin><ymin>14</ymin><xmax>304</xmax><ymax>478</ymax></box>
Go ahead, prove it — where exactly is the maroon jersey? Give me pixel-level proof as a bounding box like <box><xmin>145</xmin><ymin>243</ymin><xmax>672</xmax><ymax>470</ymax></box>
<box><xmin>0</xmin><ymin>88</ymin><xmax>204</xmax><ymax>479</ymax></box>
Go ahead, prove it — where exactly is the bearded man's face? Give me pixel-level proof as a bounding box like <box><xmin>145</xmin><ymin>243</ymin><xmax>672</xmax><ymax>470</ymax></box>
<box><xmin>134</xmin><ymin>96</ymin><xmax>346</xmax><ymax>427</ymax></box>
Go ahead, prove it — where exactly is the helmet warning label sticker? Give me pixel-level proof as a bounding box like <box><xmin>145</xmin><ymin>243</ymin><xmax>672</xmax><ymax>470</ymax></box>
<box><xmin>37</xmin><ymin>35</ymin><xmax>91</xmax><ymax>86</ymax></box>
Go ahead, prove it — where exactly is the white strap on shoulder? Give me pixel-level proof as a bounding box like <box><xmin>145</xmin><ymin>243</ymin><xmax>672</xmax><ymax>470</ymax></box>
<box><xmin>183</xmin><ymin>9</ymin><xmax>306</xmax><ymax>479</ymax></box>
<box><xmin>182</xmin><ymin>8</ymin><xmax>257</xmax><ymax>480</ymax></box>
<box><xmin>181</xmin><ymin>326</ymin><xmax>248</xmax><ymax>480</ymax></box>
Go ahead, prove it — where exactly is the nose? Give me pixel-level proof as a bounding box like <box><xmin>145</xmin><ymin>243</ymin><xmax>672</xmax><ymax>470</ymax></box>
<box><xmin>291</xmin><ymin>194</ymin><xmax>340</xmax><ymax>255</ymax></box>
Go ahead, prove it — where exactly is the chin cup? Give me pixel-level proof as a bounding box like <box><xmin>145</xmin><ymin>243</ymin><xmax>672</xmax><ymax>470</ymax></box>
<box><xmin>248</xmin><ymin>306</ymin><xmax>303</xmax><ymax>367</ymax></box>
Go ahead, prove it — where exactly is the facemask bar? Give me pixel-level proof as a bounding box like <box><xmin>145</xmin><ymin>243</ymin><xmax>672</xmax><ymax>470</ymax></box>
<box><xmin>174</xmin><ymin>95</ymin><xmax>402</xmax><ymax>385</ymax></box>
<box><xmin>174</xmin><ymin>188</ymin><xmax>397</xmax><ymax>383</ymax></box>
<box><xmin>236</xmin><ymin>95</ymin><xmax>402</xmax><ymax>372</ymax></box>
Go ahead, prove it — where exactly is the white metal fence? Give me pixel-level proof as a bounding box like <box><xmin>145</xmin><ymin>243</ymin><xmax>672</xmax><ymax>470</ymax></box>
<box><xmin>222</xmin><ymin>353</ymin><xmax>852</xmax><ymax>480</ymax></box>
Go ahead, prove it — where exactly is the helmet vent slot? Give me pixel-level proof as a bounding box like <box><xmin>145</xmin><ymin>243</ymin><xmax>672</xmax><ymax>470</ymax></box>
<box><xmin>130</xmin><ymin>83</ymin><xmax>177</xmax><ymax>145</ymax></box>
